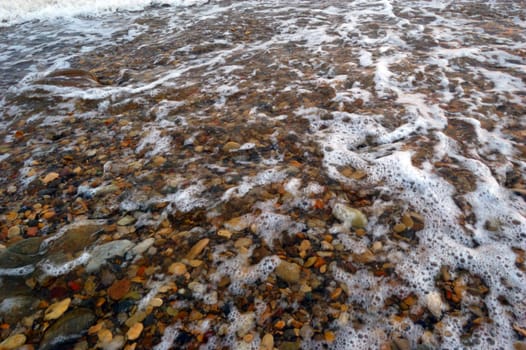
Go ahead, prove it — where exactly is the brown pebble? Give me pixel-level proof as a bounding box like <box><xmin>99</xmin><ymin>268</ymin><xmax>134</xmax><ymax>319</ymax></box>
<box><xmin>393</xmin><ymin>223</ymin><xmax>407</xmax><ymax>233</ymax></box>
<box><xmin>330</xmin><ymin>288</ymin><xmax>343</xmax><ymax>300</ymax></box>
<box><xmin>168</xmin><ymin>262</ymin><xmax>187</xmax><ymax>276</ymax></box>
<box><xmin>42</xmin><ymin>172</ymin><xmax>59</xmax><ymax>184</ymax></box>
<box><xmin>217</xmin><ymin>229</ymin><xmax>232</xmax><ymax>239</ymax></box>
<box><xmin>401</xmin><ymin>214</ymin><xmax>414</xmax><ymax>229</ymax></box>
<box><xmin>7</xmin><ymin>226</ymin><xmax>21</xmax><ymax>238</ymax></box>
<box><xmin>355</xmin><ymin>228</ymin><xmax>366</xmax><ymax>237</ymax></box>
<box><xmin>44</xmin><ymin>298</ymin><xmax>71</xmax><ymax>321</ymax></box>
<box><xmin>0</xmin><ymin>334</ymin><xmax>26</xmax><ymax>349</ymax></box>
<box><xmin>42</xmin><ymin>210</ymin><xmax>56</xmax><ymax>220</ymax></box>
<box><xmin>127</xmin><ymin>323</ymin><xmax>143</xmax><ymax>341</ymax></box>
<box><xmin>274</xmin><ymin>320</ymin><xmax>285</xmax><ymax>329</ymax></box>
<box><xmin>186</xmin><ymin>238</ymin><xmax>209</xmax><ymax>260</ymax></box>
<box><xmin>223</xmin><ymin>141</ymin><xmax>241</xmax><ymax>152</ymax></box>
<box><xmin>304</xmin><ymin>256</ymin><xmax>317</xmax><ymax>268</ymax></box>
<box><xmin>108</xmin><ymin>279</ymin><xmax>131</xmax><ymax>300</ymax></box>
<box><xmin>97</xmin><ymin>329</ymin><xmax>113</xmax><ymax>343</ymax></box>
<box><xmin>324</xmin><ymin>331</ymin><xmax>335</xmax><ymax>343</ymax></box>
<box><xmin>243</xmin><ymin>333</ymin><xmax>254</xmax><ymax>343</ymax></box>
<box><xmin>260</xmin><ymin>333</ymin><xmax>274</xmax><ymax>350</ymax></box>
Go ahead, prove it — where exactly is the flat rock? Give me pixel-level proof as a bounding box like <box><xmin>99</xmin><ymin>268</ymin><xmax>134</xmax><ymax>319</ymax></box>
<box><xmin>0</xmin><ymin>296</ymin><xmax>39</xmax><ymax>324</ymax></box>
<box><xmin>86</xmin><ymin>240</ymin><xmax>134</xmax><ymax>273</ymax></box>
<box><xmin>275</xmin><ymin>260</ymin><xmax>301</xmax><ymax>284</ymax></box>
<box><xmin>0</xmin><ymin>250</ymin><xmax>41</xmax><ymax>269</ymax></box>
<box><xmin>7</xmin><ymin>237</ymin><xmax>43</xmax><ymax>255</ymax></box>
<box><xmin>48</xmin><ymin>221</ymin><xmax>102</xmax><ymax>255</ymax></box>
<box><xmin>40</xmin><ymin>308</ymin><xmax>96</xmax><ymax>350</ymax></box>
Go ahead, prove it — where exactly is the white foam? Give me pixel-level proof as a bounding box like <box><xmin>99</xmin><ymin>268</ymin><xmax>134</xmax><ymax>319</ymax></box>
<box><xmin>0</xmin><ymin>0</ymin><xmax>210</xmax><ymax>26</ymax></box>
<box><xmin>39</xmin><ymin>251</ymin><xmax>91</xmax><ymax>277</ymax></box>
<box><xmin>153</xmin><ymin>324</ymin><xmax>180</xmax><ymax>350</ymax></box>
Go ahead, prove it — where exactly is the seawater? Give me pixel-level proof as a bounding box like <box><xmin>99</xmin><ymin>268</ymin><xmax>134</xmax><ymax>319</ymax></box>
<box><xmin>0</xmin><ymin>0</ymin><xmax>525</xmax><ymax>349</ymax></box>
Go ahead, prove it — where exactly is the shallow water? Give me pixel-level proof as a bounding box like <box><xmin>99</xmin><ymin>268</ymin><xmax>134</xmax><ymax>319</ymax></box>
<box><xmin>0</xmin><ymin>1</ymin><xmax>525</xmax><ymax>349</ymax></box>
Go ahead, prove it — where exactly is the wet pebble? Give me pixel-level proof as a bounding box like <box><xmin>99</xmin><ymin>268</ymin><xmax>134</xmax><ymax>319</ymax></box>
<box><xmin>260</xmin><ymin>333</ymin><xmax>274</xmax><ymax>350</ymax></box>
<box><xmin>127</xmin><ymin>322</ymin><xmax>143</xmax><ymax>341</ymax></box>
<box><xmin>44</xmin><ymin>298</ymin><xmax>71</xmax><ymax>321</ymax></box>
<box><xmin>108</xmin><ymin>279</ymin><xmax>131</xmax><ymax>300</ymax></box>
<box><xmin>7</xmin><ymin>226</ymin><xmax>20</xmax><ymax>238</ymax></box>
<box><xmin>86</xmin><ymin>240</ymin><xmax>134</xmax><ymax>272</ymax></box>
<box><xmin>275</xmin><ymin>260</ymin><xmax>301</xmax><ymax>284</ymax></box>
<box><xmin>186</xmin><ymin>238</ymin><xmax>209</xmax><ymax>260</ymax></box>
<box><xmin>0</xmin><ymin>334</ymin><xmax>26</xmax><ymax>349</ymax></box>
<box><xmin>40</xmin><ymin>308</ymin><xmax>95</xmax><ymax>350</ymax></box>
<box><xmin>117</xmin><ymin>215</ymin><xmax>136</xmax><ymax>226</ymax></box>
<box><xmin>168</xmin><ymin>262</ymin><xmax>187</xmax><ymax>276</ymax></box>
<box><xmin>332</xmin><ymin>203</ymin><xmax>367</xmax><ymax>229</ymax></box>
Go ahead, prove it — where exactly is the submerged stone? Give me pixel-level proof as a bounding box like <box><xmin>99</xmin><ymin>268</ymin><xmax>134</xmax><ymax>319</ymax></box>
<box><xmin>7</xmin><ymin>237</ymin><xmax>43</xmax><ymax>255</ymax></box>
<box><xmin>86</xmin><ymin>240</ymin><xmax>134</xmax><ymax>273</ymax></box>
<box><xmin>48</xmin><ymin>221</ymin><xmax>102</xmax><ymax>255</ymax></box>
<box><xmin>0</xmin><ymin>295</ymin><xmax>39</xmax><ymax>324</ymax></box>
<box><xmin>332</xmin><ymin>203</ymin><xmax>368</xmax><ymax>229</ymax></box>
<box><xmin>275</xmin><ymin>260</ymin><xmax>301</xmax><ymax>284</ymax></box>
<box><xmin>40</xmin><ymin>308</ymin><xmax>96</xmax><ymax>350</ymax></box>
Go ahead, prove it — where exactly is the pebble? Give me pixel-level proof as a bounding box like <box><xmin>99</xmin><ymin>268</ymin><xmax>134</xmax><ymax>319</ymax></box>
<box><xmin>97</xmin><ymin>328</ymin><xmax>113</xmax><ymax>343</ymax></box>
<box><xmin>426</xmin><ymin>291</ymin><xmax>445</xmax><ymax>318</ymax></box>
<box><xmin>392</xmin><ymin>336</ymin><xmax>411</xmax><ymax>350</ymax></box>
<box><xmin>401</xmin><ymin>214</ymin><xmax>414</xmax><ymax>229</ymax></box>
<box><xmin>44</xmin><ymin>298</ymin><xmax>71</xmax><ymax>321</ymax></box>
<box><xmin>324</xmin><ymin>330</ymin><xmax>336</xmax><ymax>343</ymax></box>
<box><xmin>223</xmin><ymin>141</ymin><xmax>241</xmax><ymax>152</ymax></box>
<box><xmin>275</xmin><ymin>260</ymin><xmax>301</xmax><ymax>284</ymax></box>
<box><xmin>117</xmin><ymin>215</ymin><xmax>136</xmax><ymax>226</ymax></box>
<box><xmin>371</xmin><ymin>241</ymin><xmax>383</xmax><ymax>253</ymax></box>
<box><xmin>274</xmin><ymin>320</ymin><xmax>285</xmax><ymax>329</ymax></box>
<box><xmin>188</xmin><ymin>259</ymin><xmax>202</xmax><ymax>267</ymax></box>
<box><xmin>7</xmin><ymin>237</ymin><xmax>42</xmax><ymax>255</ymax></box>
<box><xmin>393</xmin><ymin>223</ymin><xmax>407</xmax><ymax>233</ymax></box>
<box><xmin>186</xmin><ymin>238</ymin><xmax>209</xmax><ymax>260</ymax></box>
<box><xmin>86</xmin><ymin>240</ymin><xmax>134</xmax><ymax>273</ymax></box>
<box><xmin>40</xmin><ymin>308</ymin><xmax>95</xmax><ymax>350</ymax></box>
<box><xmin>217</xmin><ymin>229</ymin><xmax>232</xmax><ymax>239</ymax></box>
<box><xmin>224</xmin><ymin>216</ymin><xmax>251</xmax><ymax>232</ymax></box>
<box><xmin>7</xmin><ymin>226</ymin><xmax>21</xmax><ymax>238</ymax></box>
<box><xmin>0</xmin><ymin>334</ymin><xmax>26</xmax><ymax>349</ymax></box>
<box><xmin>42</xmin><ymin>172</ymin><xmax>59</xmax><ymax>184</ymax></box>
<box><xmin>108</xmin><ymin>279</ymin><xmax>131</xmax><ymax>300</ymax></box>
<box><xmin>132</xmin><ymin>238</ymin><xmax>155</xmax><ymax>255</ymax></box>
<box><xmin>168</xmin><ymin>262</ymin><xmax>187</xmax><ymax>276</ymax></box>
<box><xmin>149</xmin><ymin>297</ymin><xmax>163</xmax><ymax>307</ymax></box>
<box><xmin>260</xmin><ymin>333</ymin><xmax>274</xmax><ymax>350</ymax></box>
<box><xmin>332</xmin><ymin>203</ymin><xmax>368</xmax><ymax>229</ymax></box>
<box><xmin>234</xmin><ymin>237</ymin><xmax>252</xmax><ymax>249</ymax></box>
<box><xmin>353</xmin><ymin>249</ymin><xmax>376</xmax><ymax>263</ymax></box>
<box><xmin>127</xmin><ymin>322</ymin><xmax>143</xmax><ymax>341</ymax></box>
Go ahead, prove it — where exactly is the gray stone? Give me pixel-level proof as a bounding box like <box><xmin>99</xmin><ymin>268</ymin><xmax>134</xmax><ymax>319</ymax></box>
<box><xmin>0</xmin><ymin>296</ymin><xmax>39</xmax><ymax>324</ymax></box>
<box><xmin>86</xmin><ymin>240</ymin><xmax>134</xmax><ymax>273</ymax></box>
<box><xmin>40</xmin><ymin>308</ymin><xmax>96</xmax><ymax>350</ymax></box>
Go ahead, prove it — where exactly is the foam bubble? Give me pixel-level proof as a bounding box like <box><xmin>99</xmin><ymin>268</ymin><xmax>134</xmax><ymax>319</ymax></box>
<box><xmin>0</xmin><ymin>0</ymin><xmax>210</xmax><ymax>26</ymax></box>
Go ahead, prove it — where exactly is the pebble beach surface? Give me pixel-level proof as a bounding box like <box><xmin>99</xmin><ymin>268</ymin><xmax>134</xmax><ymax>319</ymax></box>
<box><xmin>0</xmin><ymin>1</ymin><xmax>525</xmax><ymax>349</ymax></box>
